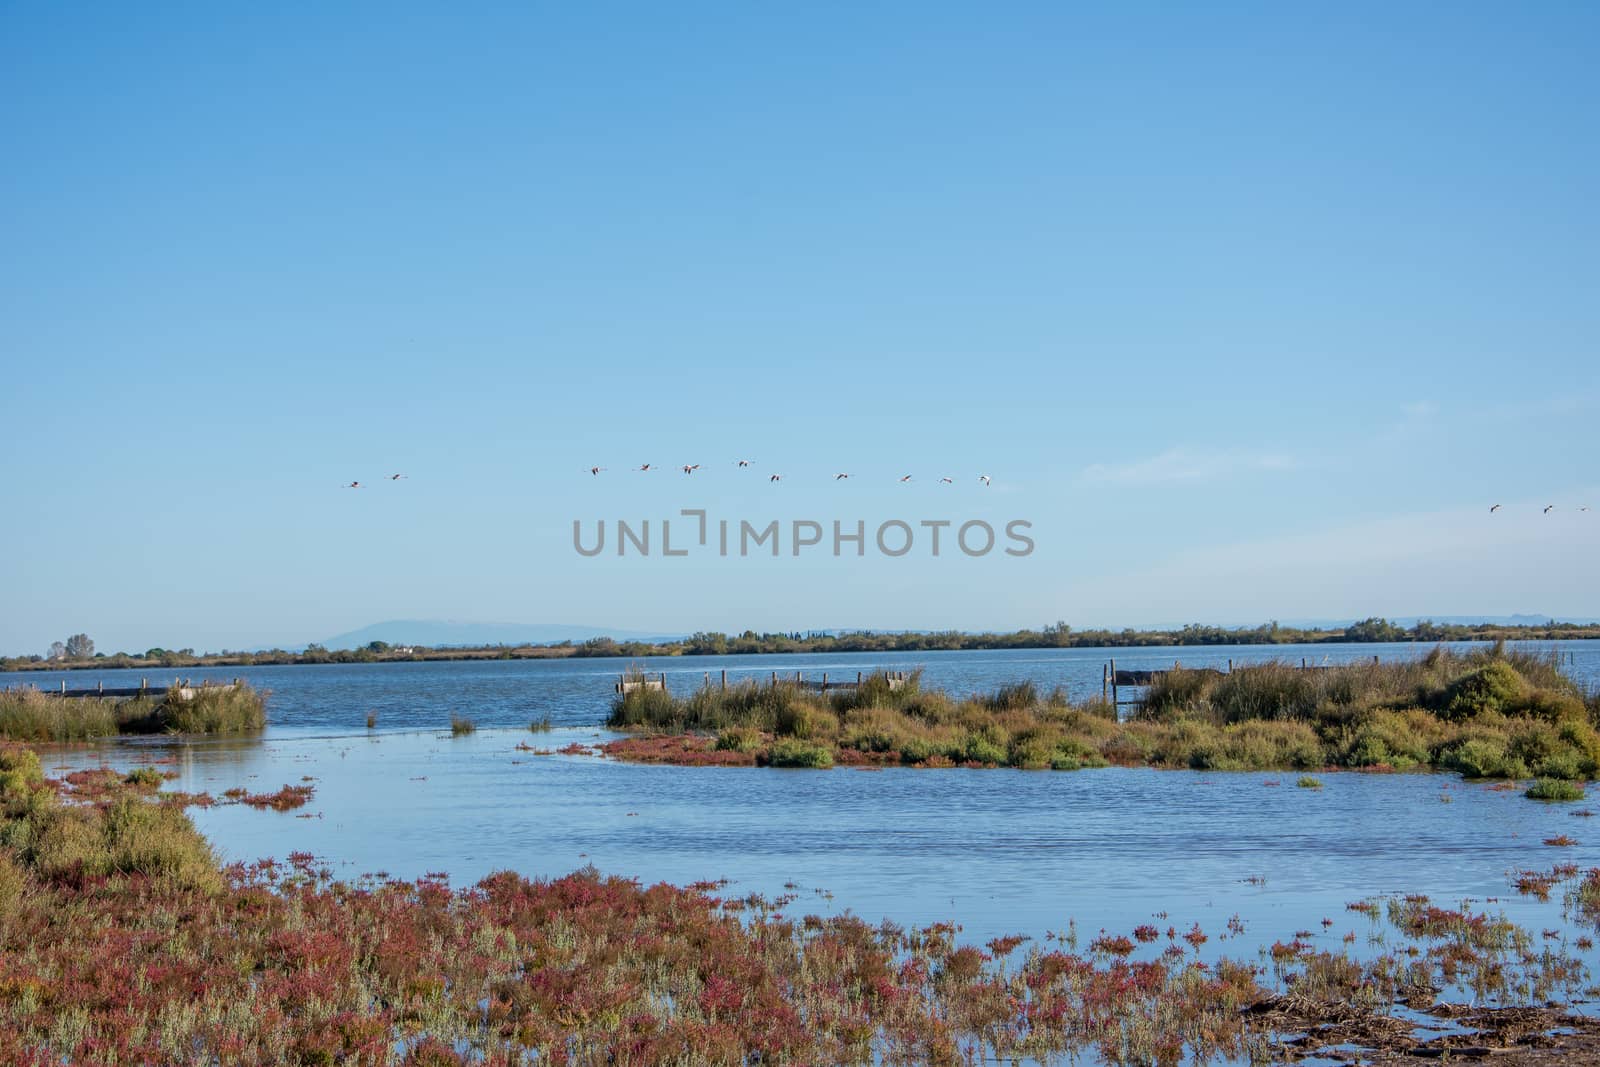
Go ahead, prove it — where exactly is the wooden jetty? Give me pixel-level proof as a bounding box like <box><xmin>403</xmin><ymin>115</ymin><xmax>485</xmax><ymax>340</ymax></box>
<box><xmin>1</xmin><ymin>678</ymin><xmax>242</xmax><ymax>702</ymax></box>
<box><xmin>618</xmin><ymin>669</ymin><xmax>910</xmax><ymax>697</ymax></box>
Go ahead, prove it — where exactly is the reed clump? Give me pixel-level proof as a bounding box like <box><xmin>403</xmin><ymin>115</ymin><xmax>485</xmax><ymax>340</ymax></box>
<box><xmin>607</xmin><ymin>648</ymin><xmax>1598</xmax><ymax>785</ymax></box>
<box><xmin>0</xmin><ymin>690</ymin><xmax>118</xmax><ymax>742</ymax></box>
<box><xmin>0</xmin><ymin>684</ymin><xmax>266</xmax><ymax>741</ymax></box>
<box><xmin>449</xmin><ymin>715</ymin><xmax>477</xmax><ymax>736</ymax></box>
<box><xmin>153</xmin><ymin>685</ymin><xmax>266</xmax><ymax>734</ymax></box>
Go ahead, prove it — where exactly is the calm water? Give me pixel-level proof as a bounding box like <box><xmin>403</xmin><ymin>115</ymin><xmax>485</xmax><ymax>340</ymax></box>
<box><xmin>10</xmin><ymin>640</ymin><xmax>1600</xmax><ymax>731</ymax></box>
<box><xmin>32</xmin><ymin>640</ymin><xmax>1600</xmax><ymax>1012</ymax></box>
<box><xmin>45</xmin><ymin>726</ymin><xmax>1600</xmax><ymax>956</ymax></box>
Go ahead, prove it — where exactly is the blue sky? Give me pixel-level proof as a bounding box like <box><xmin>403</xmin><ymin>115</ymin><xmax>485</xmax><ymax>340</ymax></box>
<box><xmin>2</xmin><ymin>3</ymin><xmax>1596</xmax><ymax>655</ymax></box>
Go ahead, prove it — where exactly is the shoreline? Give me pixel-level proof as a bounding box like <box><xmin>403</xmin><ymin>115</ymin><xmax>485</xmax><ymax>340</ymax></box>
<box><xmin>8</xmin><ymin>629</ymin><xmax>1600</xmax><ymax>675</ymax></box>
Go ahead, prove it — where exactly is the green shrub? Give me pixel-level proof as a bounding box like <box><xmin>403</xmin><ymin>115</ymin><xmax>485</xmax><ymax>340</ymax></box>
<box><xmin>963</xmin><ymin>725</ymin><xmax>1008</xmax><ymax>766</ymax></box>
<box><xmin>123</xmin><ymin>768</ymin><xmax>164</xmax><ymax>788</ymax></box>
<box><xmin>1008</xmin><ymin>734</ymin><xmax>1055</xmax><ymax>770</ymax></box>
<box><xmin>767</xmin><ymin>739</ymin><xmax>834</xmax><ymax>769</ymax></box>
<box><xmin>0</xmin><ymin>746</ymin><xmax>43</xmax><ymax>804</ymax></box>
<box><xmin>1051</xmin><ymin>738</ymin><xmax>1108</xmax><ymax>771</ymax></box>
<box><xmin>1442</xmin><ymin>662</ymin><xmax>1525</xmax><ymax>720</ymax></box>
<box><xmin>715</xmin><ymin>726</ymin><xmax>762</xmax><ymax>753</ymax></box>
<box><xmin>450</xmin><ymin>716</ymin><xmax>476</xmax><ymax>736</ymax></box>
<box><xmin>1442</xmin><ymin>737</ymin><xmax>1526</xmax><ymax>780</ymax></box>
<box><xmin>102</xmin><ymin>796</ymin><xmax>222</xmax><ymax>892</ymax></box>
<box><xmin>1297</xmin><ymin>776</ymin><xmax>1324</xmax><ymax>789</ymax></box>
<box><xmin>1526</xmin><ymin>778</ymin><xmax>1585</xmax><ymax>801</ymax></box>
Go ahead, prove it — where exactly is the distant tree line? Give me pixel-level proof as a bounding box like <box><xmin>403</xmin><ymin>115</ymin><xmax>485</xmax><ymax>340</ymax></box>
<box><xmin>7</xmin><ymin>618</ymin><xmax>1597</xmax><ymax>672</ymax></box>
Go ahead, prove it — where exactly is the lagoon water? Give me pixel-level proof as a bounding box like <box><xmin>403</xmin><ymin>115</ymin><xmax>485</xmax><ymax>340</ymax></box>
<box><xmin>34</xmin><ymin>639</ymin><xmax>1600</xmax><ymax>969</ymax></box>
<box><xmin>12</xmin><ymin>639</ymin><xmax>1600</xmax><ymax>731</ymax></box>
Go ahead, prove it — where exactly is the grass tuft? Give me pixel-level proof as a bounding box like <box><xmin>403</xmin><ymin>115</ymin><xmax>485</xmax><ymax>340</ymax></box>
<box><xmin>1527</xmin><ymin>778</ymin><xmax>1586</xmax><ymax>802</ymax></box>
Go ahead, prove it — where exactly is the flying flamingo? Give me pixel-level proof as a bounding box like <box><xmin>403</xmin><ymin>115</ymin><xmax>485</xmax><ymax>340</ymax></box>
<box><xmin>1582</xmin><ymin>506</ymin><xmax>1592</xmax><ymax>512</ymax></box>
<box><xmin>835</xmin><ymin>473</ymin><xmax>850</xmax><ymax>480</ymax></box>
<box><xmin>770</xmin><ymin>474</ymin><xmax>782</xmax><ymax>482</ymax></box>
<box><xmin>587</xmin><ymin>466</ymin><xmax>605</xmax><ymax>476</ymax></box>
<box><xmin>938</xmin><ymin>477</ymin><xmax>953</xmax><ymax>484</ymax></box>
<box><xmin>682</xmin><ymin>464</ymin><xmax>700</xmax><ymax>475</ymax></box>
<box><xmin>1489</xmin><ymin>504</ymin><xmax>1501</xmax><ymax>513</ymax></box>
<box><xmin>899</xmin><ymin>475</ymin><xmax>912</xmax><ymax>483</ymax></box>
<box><xmin>1545</xmin><ymin>505</ymin><xmax>1556</xmax><ymax>514</ymax></box>
<box><xmin>736</xmin><ymin>459</ymin><xmax>752</xmax><ymax>467</ymax></box>
<box><xmin>979</xmin><ymin>474</ymin><xmax>992</xmax><ymax>486</ymax></box>
<box><xmin>637</xmin><ymin>464</ymin><xmax>655</xmax><ymax>472</ymax></box>
<box><xmin>343</xmin><ymin>482</ymin><xmax>363</xmax><ymax>489</ymax></box>
<box><xmin>389</xmin><ymin>474</ymin><xmax>406</xmax><ymax>481</ymax></box>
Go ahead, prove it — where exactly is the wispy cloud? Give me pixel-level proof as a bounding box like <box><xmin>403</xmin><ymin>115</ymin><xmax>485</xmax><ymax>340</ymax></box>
<box><xmin>1400</xmin><ymin>399</ymin><xmax>1438</xmax><ymax>420</ymax></box>
<box><xmin>1078</xmin><ymin>446</ymin><xmax>1295</xmax><ymax>487</ymax></box>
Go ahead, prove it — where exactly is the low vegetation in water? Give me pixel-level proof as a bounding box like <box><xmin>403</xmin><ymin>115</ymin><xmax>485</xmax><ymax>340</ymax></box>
<box><xmin>0</xmin><ymin>740</ymin><xmax>1592</xmax><ymax>1064</ymax></box>
<box><xmin>449</xmin><ymin>715</ymin><xmax>476</xmax><ymax>736</ymax></box>
<box><xmin>606</xmin><ymin>647</ymin><xmax>1600</xmax><ymax>787</ymax></box>
<box><xmin>0</xmin><ymin>684</ymin><xmax>266</xmax><ymax>741</ymax></box>
<box><xmin>1528</xmin><ymin>778</ymin><xmax>1586</xmax><ymax>801</ymax></box>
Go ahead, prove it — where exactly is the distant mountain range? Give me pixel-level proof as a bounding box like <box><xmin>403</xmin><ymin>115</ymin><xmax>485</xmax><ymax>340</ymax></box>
<box><xmin>317</xmin><ymin>620</ymin><xmax>681</xmax><ymax>650</ymax></box>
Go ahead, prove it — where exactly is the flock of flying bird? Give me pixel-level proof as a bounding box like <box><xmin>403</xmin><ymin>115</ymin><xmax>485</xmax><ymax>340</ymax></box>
<box><xmin>341</xmin><ymin>474</ymin><xmax>1589</xmax><ymax>508</ymax></box>
<box><xmin>579</xmin><ymin>462</ymin><xmax>992</xmax><ymax>486</ymax></box>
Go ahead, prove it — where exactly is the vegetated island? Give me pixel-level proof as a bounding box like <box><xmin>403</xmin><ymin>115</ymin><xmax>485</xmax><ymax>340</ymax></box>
<box><xmin>8</xmin><ymin>617</ymin><xmax>1600</xmax><ymax>672</ymax></box>
<box><xmin>604</xmin><ymin>645</ymin><xmax>1600</xmax><ymax>792</ymax></box>
<box><xmin>3</xmin><ymin>736</ymin><xmax>1600</xmax><ymax>1061</ymax></box>
<box><xmin>0</xmin><ymin>683</ymin><xmax>266</xmax><ymax>743</ymax></box>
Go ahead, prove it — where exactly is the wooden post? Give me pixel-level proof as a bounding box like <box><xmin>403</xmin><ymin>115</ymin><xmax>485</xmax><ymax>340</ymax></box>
<box><xmin>771</xmin><ymin>671</ymin><xmax>777</xmax><ymax>686</ymax></box>
<box><xmin>1102</xmin><ymin>663</ymin><xmax>1108</xmax><ymax>702</ymax></box>
<box><xmin>61</xmin><ymin>680</ymin><xmax>66</xmax><ymax>694</ymax></box>
<box><xmin>1109</xmin><ymin>658</ymin><xmax>1117</xmax><ymax>713</ymax></box>
<box><xmin>1227</xmin><ymin>659</ymin><xmax>1233</xmax><ymax>672</ymax></box>
<box><xmin>721</xmin><ymin>669</ymin><xmax>727</xmax><ymax>691</ymax></box>
<box><xmin>822</xmin><ymin>672</ymin><xmax>828</xmax><ymax>692</ymax></box>
<box><xmin>97</xmin><ymin>680</ymin><xmax>103</xmax><ymax>695</ymax></box>
<box><xmin>857</xmin><ymin>670</ymin><xmax>863</xmax><ymax>684</ymax></box>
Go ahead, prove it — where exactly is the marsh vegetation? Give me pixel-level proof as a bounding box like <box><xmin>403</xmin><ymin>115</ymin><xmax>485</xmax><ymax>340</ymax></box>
<box><xmin>0</xmin><ymin>683</ymin><xmax>266</xmax><ymax>742</ymax></box>
<box><xmin>607</xmin><ymin>647</ymin><xmax>1600</xmax><ymax>784</ymax></box>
